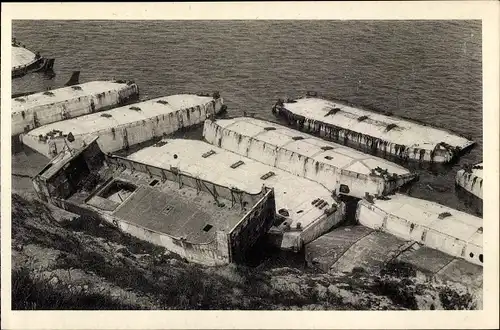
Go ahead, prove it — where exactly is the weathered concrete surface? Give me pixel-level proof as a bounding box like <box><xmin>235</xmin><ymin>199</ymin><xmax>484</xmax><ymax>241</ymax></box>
<box><xmin>12</xmin><ymin>80</ymin><xmax>139</xmax><ymax>136</ymax></box>
<box><xmin>456</xmin><ymin>162</ymin><xmax>483</xmax><ymax>200</ymax></box>
<box><xmin>32</xmin><ymin>139</ymin><xmax>276</xmax><ymax>266</ymax></box>
<box><xmin>356</xmin><ymin>194</ymin><xmax>483</xmax><ymax>266</ymax></box>
<box><xmin>127</xmin><ymin>138</ymin><xmax>346</xmax><ymax>251</ymax></box>
<box><xmin>203</xmin><ymin>117</ymin><xmax>416</xmax><ymax>199</ymax></box>
<box><xmin>305</xmin><ymin>226</ymin><xmax>482</xmax><ymax>291</ymax></box>
<box><xmin>12</xmin><ymin>45</ymin><xmax>37</xmax><ymax>69</ymax></box>
<box><xmin>22</xmin><ymin>94</ymin><xmax>223</xmax><ymax>158</ymax></box>
<box><xmin>273</xmin><ymin>97</ymin><xmax>475</xmax><ymax>164</ymax></box>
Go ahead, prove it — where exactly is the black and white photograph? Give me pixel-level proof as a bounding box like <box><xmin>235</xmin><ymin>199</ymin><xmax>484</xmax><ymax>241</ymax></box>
<box><xmin>2</xmin><ymin>2</ymin><xmax>499</xmax><ymax>329</ymax></box>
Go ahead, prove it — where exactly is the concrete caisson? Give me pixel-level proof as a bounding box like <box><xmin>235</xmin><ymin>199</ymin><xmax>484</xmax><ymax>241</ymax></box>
<box><xmin>22</xmin><ymin>94</ymin><xmax>224</xmax><ymax>158</ymax></box>
<box><xmin>355</xmin><ymin>194</ymin><xmax>483</xmax><ymax>267</ymax></box>
<box><xmin>12</xmin><ymin>80</ymin><xmax>140</xmax><ymax>137</ymax></box>
<box><xmin>273</xmin><ymin>96</ymin><xmax>475</xmax><ymax>164</ymax></box>
<box><xmin>203</xmin><ymin>117</ymin><xmax>417</xmax><ymax>198</ymax></box>
<box><xmin>456</xmin><ymin>162</ymin><xmax>483</xmax><ymax>200</ymax></box>
<box><xmin>127</xmin><ymin>138</ymin><xmax>346</xmax><ymax>251</ymax></box>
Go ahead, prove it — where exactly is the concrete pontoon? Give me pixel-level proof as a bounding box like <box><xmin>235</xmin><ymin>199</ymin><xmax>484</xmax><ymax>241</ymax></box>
<box><xmin>456</xmin><ymin>163</ymin><xmax>483</xmax><ymax>200</ymax></box>
<box><xmin>12</xmin><ymin>40</ymin><xmax>54</xmax><ymax>78</ymax></box>
<box><xmin>356</xmin><ymin>194</ymin><xmax>483</xmax><ymax>267</ymax></box>
<box><xmin>12</xmin><ymin>80</ymin><xmax>140</xmax><ymax>136</ymax></box>
<box><xmin>203</xmin><ymin>117</ymin><xmax>417</xmax><ymax>199</ymax></box>
<box><xmin>22</xmin><ymin>93</ymin><xmax>224</xmax><ymax>158</ymax></box>
<box><xmin>127</xmin><ymin>139</ymin><xmax>346</xmax><ymax>251</ymax></box>
<box><xmin>32</xmin><ymin>138</ymin><xmax>276</xmax><ymax>266</ymax></box>
<box><xmin>305</xmin><ymin>226</ymin><xmax>482</xmax><ymax>291</ymax></box>
<box><xmin>272</xmin><ymin>96</ymin><xmax>475</xmax><ymax>164</ymax></box>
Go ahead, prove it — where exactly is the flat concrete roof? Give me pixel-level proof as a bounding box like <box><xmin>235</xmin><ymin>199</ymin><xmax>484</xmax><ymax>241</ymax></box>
<box><xmin>112</xmin><ymin>183</ymin><xmax>242</xmax><ymax>244</ymax></box>
<box><xmin>12</xmin><ymin>46</ymin><xmax>36</xmax><ymax>68</ymax></box>
<box><xmin>366</xmin><ymin>194</ymin><xmax>483</xmax><ymax>246</ymax></box>
<box><xmin>25</xmin><ymin>94</ymin><xmax>214</xmax><ymax>138</ymax></box>
<box><xmin>127</xmin><ymin>139</ymin><xmax>338</xmax><ymax>231</ymax></box>
<box><xmin>283</xmin><ymin>97</ymin><xmax>473</xmax><ymax>150</ymax></box>
<box><xmin>214</xmin><ymin>117</ymin><xmax>411</xmax><ymax>176</ymax></box>
<box><xmin>12</xmin><ymin>81</ymin><xmax>135</xmax><ymax>113</ymax></box>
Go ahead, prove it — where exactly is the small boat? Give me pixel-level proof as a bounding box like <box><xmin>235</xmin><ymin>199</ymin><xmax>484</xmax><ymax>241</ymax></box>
<box><xmin>272</xmin><ymin>93</ymin><xmax>475</xmax><ymax>164</ymax></box>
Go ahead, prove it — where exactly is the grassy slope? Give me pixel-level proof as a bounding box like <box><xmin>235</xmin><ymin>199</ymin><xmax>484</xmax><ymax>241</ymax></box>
<box><xmin>11</xmin><ymin>193</ymin><xmax>478</xmax><ymax>310</ymax></box>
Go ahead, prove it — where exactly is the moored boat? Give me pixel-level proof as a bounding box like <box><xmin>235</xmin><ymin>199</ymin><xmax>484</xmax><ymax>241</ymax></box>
<box><xmin>203</xmin><ymin>117</ymin><xmax>417</xmax><ymax>199</ymax></box>
<box><xmin>272</xmin><ymin>95</ymin><xmax>475</xmax><ymax>164</ymax></box>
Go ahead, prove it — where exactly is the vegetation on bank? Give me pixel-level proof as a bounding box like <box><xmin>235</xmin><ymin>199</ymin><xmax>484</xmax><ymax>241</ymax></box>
<box><xmin>11</xmin><ymin>193</ymin><xmax>479</xmax><ymax>310</ymax></box>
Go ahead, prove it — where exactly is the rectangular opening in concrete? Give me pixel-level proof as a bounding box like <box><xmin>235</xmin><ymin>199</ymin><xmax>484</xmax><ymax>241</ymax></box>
<box><xmin>260</xmin><ymin>171</ymin><xmax>275</xmax><ymax>180</ymax></box>
<box><xmin>99</xmin><ymin>180</ymin><xmax>137</xmax><ymax>203</ymax></box>
<box><xmin>203</xmin><ymin>224</ymin><xmax>213</xmax><ymax>232</ymax></box>
<box><xmin>149</xmin><ymin>179</ymin><xmax>159</xmax><ymax>186</ymax></box>
<box><xmin>230</xmin><ymin>160</ymin><xmax>244</xmax><ymax>169</ymax></box>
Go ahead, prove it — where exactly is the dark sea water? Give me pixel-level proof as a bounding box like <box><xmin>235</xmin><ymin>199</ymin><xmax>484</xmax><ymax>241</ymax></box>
<box><xmin>12</xmin><ymin>20</ymin><xmax>483</xmax><ymax>215</ymax></box>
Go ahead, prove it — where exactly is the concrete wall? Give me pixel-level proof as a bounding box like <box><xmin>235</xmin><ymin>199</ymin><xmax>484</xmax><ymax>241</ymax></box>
<box><xmin>456</xmin><ymin>168</ymin><xmax>483</xmax><ymax>200</ymax></box>
<box><xmin>356</xmin><ymin>200</ymin><xmax>483</xmax><ymax>267</ymax></box>
<box><xmin>229</xmin><ymin>189</ymin><xmax>276</xmax><ymax>262</ymax></box>
<box><xmin>204</xmin><ymin>120</ymin><xmax>404</xmax><ymax>198</ymax></box>
<box><xmin>276</xmin><ymin>106</ymin><xmax>457</xmax><ymax>164</ymax></box>
<box><xmin>105</xmin><ymin>154</ymin><xmax>264</xmax><ymax>209</ymax></box>
<box><xmin>13</xmin><ymin>83</ymin><xmax>139</xmax><ymax>136</ymax></box>
<box><xmin>23</xmin><ymin>99</ymin><xmax>222</xmax><ymax>159</ymax></box>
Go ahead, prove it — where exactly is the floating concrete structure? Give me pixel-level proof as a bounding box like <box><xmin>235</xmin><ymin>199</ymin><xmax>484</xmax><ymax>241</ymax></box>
<box><xmin>127</xmin><ymin>139</ymin><xmax>346</xmax><ymax>251</ymax></box>
<box><xmin>22</xmin><ymin>93</ymin><xmax>225</xmax><ymax>158</ymax></box>
<box><xmin>305</xmin><ymin>225</ymin><xmax>482</xmax><ymax>290</ymax></box>
<box><xmin>272</xmin><ymin>96</ymin><xmax>475</xmax><ymax>164</ymax></box>
<box><xmin>12</xmin><ymin>80</ymin><xmax>140</xmax><ymax>137</ymax></box>
<box><xmin>203</xmin><ymin>117</ymin><xmax>417</xmax><ymax>199</ymax></box>
<box><xmin>32</xmin><ymin>138</ymin><xmax>276</xmax><ymax>266</ymax></box>
<box><xmin>356</xmin><ymin>194</ymin><xmax>483</xmax><ymax>267</ymax></box>
<box><xmin>456</xmin><ymin>163</ymin><xmax>483</xmax><ymax>200</ymax></box>
<box><xmin>12</xmin><ymin>40</ymin><xmax>54</xmax><ymax>78</ymax></box>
